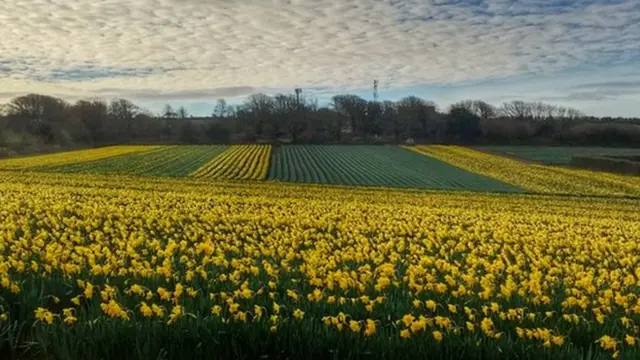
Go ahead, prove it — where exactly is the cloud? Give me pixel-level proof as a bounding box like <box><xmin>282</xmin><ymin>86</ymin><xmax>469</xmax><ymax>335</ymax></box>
<box><xmin>539</xmin><ymin>88</ymin><xmax>640</xmax><ymax>102</ymax></box>
<box><xmin>531</xmin><ymin>78</ymin><xmax>640</xmax><ymax>102</ymax></box>
<box><xmin>571</xmin><ymin>81</ymin><xmax>640</xmax><ymax>90</ymax></box>
<box><xmin>94</xmin><ymin>86</ymin><xmax>262</xmax><ymax>101</ymax></box>
<box><xmin>539</xmin><ymin>92</ymin><xmax>612</xmax><ymax>102</ymax></box>
<box><xmin>0</xmin><ymin>92</ymin><xmax>27</xmax><ymax>100</ymax></box>
<box><xmin>0</xmin><ymin>0</ymin><xmax>638</xmax><ymax>115</ymax></box>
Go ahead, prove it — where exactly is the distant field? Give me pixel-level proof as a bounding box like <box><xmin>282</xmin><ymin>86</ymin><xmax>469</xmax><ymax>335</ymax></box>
<box><xmin>43</xmin><ymin>145</ymin><xmax>227</xmax><ymax>177</ymax></box>
<box><xmin>0</xmin><ymin>145</ymin><xmax>158</xmax><ymax>169</ymax></box>
<box><xmin>480</xmin><ymin>146</ymin><xmax>640</xmax><ymax>165</ymax></box>
<box><xmin>268</xmin><ymin>145</ymin><xmax>520</xmax><ymax>192</ymax></box>
<box><xmin>3</xmin><ymin>144</ymin><xmax>640</xmax><ymax>197</ymax></box>
<box><xmin>409</xmin><ymin>145</ymin><xmax>640</xmax><ymax>197</ymax></box>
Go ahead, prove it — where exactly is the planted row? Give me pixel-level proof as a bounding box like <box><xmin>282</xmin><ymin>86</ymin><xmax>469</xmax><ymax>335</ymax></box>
<box><xmin>191</xmin><ymin>145</ymin><xmax>271</xmax><ymax>180</ymax></box>
<box><xmin>0</xmin><ymin>145</ymin><xmax>158</xmax><ymax>170</ymax></box>
<box><xmin>268</xmin><ymin>145</ymin><xmax>519</xmax><ymax>192</ymax></box>
<box><xmin>45</xmin><ymin>146</ymin><xmax>227</xmax><ymax>177</ymax></box>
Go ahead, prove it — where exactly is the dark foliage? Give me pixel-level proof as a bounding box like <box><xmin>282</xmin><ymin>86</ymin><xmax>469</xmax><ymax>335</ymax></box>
<box><xmin>1</xmin><ymin>93</ymin><xmax>639</xmax><ymax>156</ymax></box>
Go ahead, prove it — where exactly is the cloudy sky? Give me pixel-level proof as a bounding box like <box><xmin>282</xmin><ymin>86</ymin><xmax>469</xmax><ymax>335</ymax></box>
<box><xmin>1</xmin><ymin>0</ymin><xmax>639</xmax><ymax>117</ymax></box>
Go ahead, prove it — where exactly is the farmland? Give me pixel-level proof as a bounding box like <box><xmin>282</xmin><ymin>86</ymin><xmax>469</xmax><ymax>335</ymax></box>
<box><xmin>42</xmin><ymin>145</ymin><xmax>228</xmax><ymax>177</ymax></box>
<box><xmin>1</xmin><ymin>145</ymin><xmax>640</xmax><ymax>359</ymax></box>
<box><xmin>480</xmin><ymin>146</ymin><xmax>640</xmax><ymax>165</ymax></box>
<box><xmin>0</xmin><ymin>145</ymin><xmax>158</xmax><ymax>170</ymax></box>
<box><xmin>268</xmin><ymin>145</ymin><xmax>520</xmax><ymax>192</ymax></box>
<box><xmin>191</xmin><ymin>144</ymin><xmax>271</xmax><ymax>180</ymax></box>
<box><xmin>1</xmin><ymin>144</ymin><xmax>640</xmax><ymax>196</ymax></box>
<box><xmin>1</xmin><ymin>170</ymin><xmax>640</xmax><ymax>360</ymax></box>
<box><xmin>407</xmin><ymin>145</ymin><xmax>640</xmax><ymax>197</ymax></box>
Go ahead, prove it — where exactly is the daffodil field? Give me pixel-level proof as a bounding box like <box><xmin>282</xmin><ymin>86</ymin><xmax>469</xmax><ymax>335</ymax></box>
<box><xmin>1</xmin><ymin>145</ymin><xmax>640</xmax><ymax>359</ymax></box>
<box><xmin>190</xmin><ymin>144</ymin><xmax>271</xmax><ymax>180</ymax></box>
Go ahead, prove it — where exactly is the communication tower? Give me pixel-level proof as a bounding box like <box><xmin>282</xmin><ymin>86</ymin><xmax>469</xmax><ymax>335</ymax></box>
<box><xmin>373</xmin><ymin>80</ymin><xmax>379</xmax><ymax>101</ymax></box>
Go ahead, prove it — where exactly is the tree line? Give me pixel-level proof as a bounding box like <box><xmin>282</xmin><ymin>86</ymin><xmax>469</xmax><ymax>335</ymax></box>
<box><xmin>1</xmin><ymin>92</ymin><xmax>639</xmax><ymax>156</ymax></box>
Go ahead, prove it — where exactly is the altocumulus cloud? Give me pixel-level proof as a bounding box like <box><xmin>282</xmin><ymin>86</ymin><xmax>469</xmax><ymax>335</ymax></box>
<box><xmin>0</xmin><ymin>0</ymin><xmax>639</xmax><ymax>110</ymax></box>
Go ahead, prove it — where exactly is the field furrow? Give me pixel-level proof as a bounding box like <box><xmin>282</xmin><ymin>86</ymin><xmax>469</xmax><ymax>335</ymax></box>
<box><xmin>268</xmin><ymin>145</ymin><xmax>521</xmax><ymax>192</ymax></box>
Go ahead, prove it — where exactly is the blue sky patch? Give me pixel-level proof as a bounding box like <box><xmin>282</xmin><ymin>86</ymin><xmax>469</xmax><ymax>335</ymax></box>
<box><xmin>46</xmin><ymin>66</ymin><xmax>163</xmax><ymax>82</ymax></box>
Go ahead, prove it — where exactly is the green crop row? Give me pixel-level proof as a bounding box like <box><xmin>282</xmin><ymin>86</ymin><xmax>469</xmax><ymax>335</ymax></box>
<box><xmin>268</xmin><ymin>145</ymin><xmax>520</xmax><ymax>192</ymax></box>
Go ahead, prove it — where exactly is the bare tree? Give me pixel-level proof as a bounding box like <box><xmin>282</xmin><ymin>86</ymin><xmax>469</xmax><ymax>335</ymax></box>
<box><xmin>474</xmin><ymin>101</ymin><xmax>496</xmax><ymax>121</ymax></box>
<box><xmin>380</xmin><ymin>100</ymin><xmax>401</xmax><ymax>142</ymax></box>
<box><xmin>530</xmin><ymin>101</ymin><xmax>549</xmax><ymax>121</ymax></box>
<box><xmin>6</xmin><ymin>94</ymin><xmax>69</xmax><ymax>124</ymax></box>
<box><xmin>556</xmin><ymin>106</ymin><xmax>568</xmax><ymax>119</ymax></box>
<box><xmin>500</xmin><ymin>100</ymin><xmax>532</xmax><ymax>120</ymax></box>
<box><xmin>244</xmin><ymin>94</ymin><xmax>275</xmax><ymax>137</ymax></box>
<box><xmin>452</xmin><ymin>100</ymin><xmax>496</xmax><ymax>121</ymax></box>
<box><xmin>396</xmin><ymin>96</ymin><xmax>437</xmax><ymax>140</ymax></box>
<box><xmin>272</xmin><ymin>93</ymin><xmax>314</xmax><ymax>142</ymax></box>
<box><xmin>447</xmin><ymin>104</ymin><xmax>482</xmax><ymax>142</ymax></box>
<box><xmin>213</xmin><ymin>99</ymin><xmax>230</xmax><ymax>119</ymax></box>
<box><xmin>5</xmin><ymin>94</ymin><xmax>70</xmax><ymax>143</ymax></box>
<box><xmin>542</xmin><ymin>103</ymin><xmax>558</xmax><ymax>119</ymax></box>
<box><xmin>566</xmin><ymin>108</ymin><xmax>584</xmax><ymax>120</ymax></box>
<box><xmin>306</xmin><ymin>97</ymin><xmax>319</xmax><ymax>112</ymax></box>
<box><xmin>163</xmin><ymin>105</ymin><xmax>176</xmax><ymax>119</ymax></box>
<box><xmin>365</xmin><ymin>101</ymin><xmax>382</xmax><ymax>137</ymax></box>
<box><xmin>109</xmin><ymin>99</ymin><xmax>138</xmax><ymax>140</ymax></box>
<box><xmin>72</xmin><ymin>99</ymin><xmax>109</xmax><ymax>143</ymax></box>
<box><xmin>331</xmin><ymin>94</ymin><xmax>368</xmax><ymax>136</ymax></box>
<box><xmin>451</xmin><ymin>100</ymin><xmax>475</xmax><ymax>113</ymax></box>
<box><xmin>177</xmin><ymin>106</ymin><xmax>188</xmax><ymax>120</ymax></box>
<box><xmin>273</xmin><ymin>94</ymin><xmax>297</xmax><ymax>138</ymax></box>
